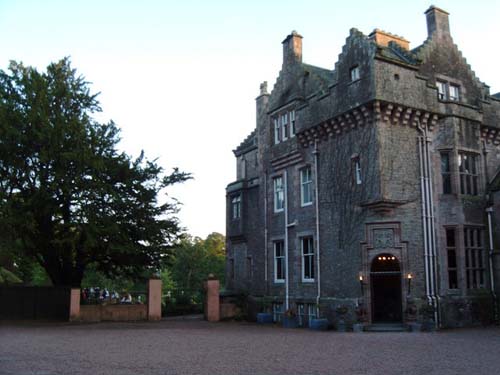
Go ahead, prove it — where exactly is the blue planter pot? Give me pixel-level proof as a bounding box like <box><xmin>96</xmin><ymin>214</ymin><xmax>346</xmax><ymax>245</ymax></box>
<box><xmin>309</xmin><ymin>318</ymin><xmax>329</xmax><ymax>331</ymax></box>
<box><xmin>282</xmin><ymin>316</ymin><xmax>299</xmax><ymax>328</ymax></box>
<box><xmin>256</xmin><ymin>312</ymin><xmax>273</xmax><ymax>324</ymax></box>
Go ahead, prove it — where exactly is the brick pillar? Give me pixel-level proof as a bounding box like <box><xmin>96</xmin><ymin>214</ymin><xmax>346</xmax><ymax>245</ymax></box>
<box><xmin>69</xmin><ymin>288</ymin><xmax>81</xmax><ymax>321</ymax></box>
<box><xmin>204</xmin><ymin>277</ymin><xmax>220</xmax><ymax>322</ymax></box>
<box><xmin>147</xmin><ymin>278</ymin><xmax>162</xmax><ymax>321</ymax></box>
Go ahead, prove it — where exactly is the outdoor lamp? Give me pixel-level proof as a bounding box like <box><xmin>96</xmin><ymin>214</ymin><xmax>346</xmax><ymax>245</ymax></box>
<box><xmin>407</xmin><ymin>273</ymin><xmax>413</xmax><ymax>295</ymax></box>
<box><xmin>358</xmin><ymin>273</ymin><xmax>365</xmax><ymax>296</ymax></box>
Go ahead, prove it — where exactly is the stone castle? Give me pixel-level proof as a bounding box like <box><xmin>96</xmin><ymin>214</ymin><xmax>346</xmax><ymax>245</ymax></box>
<box><xmin>225</xmin><ymin>6</ymin><xmax>500</xmax><ymax>328</ymax></box>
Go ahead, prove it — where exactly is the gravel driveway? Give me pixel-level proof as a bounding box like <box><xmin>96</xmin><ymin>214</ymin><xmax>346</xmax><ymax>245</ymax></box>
<box><xmin>1</xmin><ymin>320</ymin><xmax>499</xmax><ymax>375</ymax></box>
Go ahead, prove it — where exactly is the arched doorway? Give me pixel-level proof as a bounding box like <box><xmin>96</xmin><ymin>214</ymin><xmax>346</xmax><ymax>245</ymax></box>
<box><xmin>370</xmin><ymin>253</ymin><xmax>402</xmax><ymax>323</ymax></box>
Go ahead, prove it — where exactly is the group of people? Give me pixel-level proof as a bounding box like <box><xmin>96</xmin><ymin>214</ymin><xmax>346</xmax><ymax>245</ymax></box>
<box><xmin>81</xmin><ymin>287</ymin><xmax>139</xmax><ymax>304</ymax></box>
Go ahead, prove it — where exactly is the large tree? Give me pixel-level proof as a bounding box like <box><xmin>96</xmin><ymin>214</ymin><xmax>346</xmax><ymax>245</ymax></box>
<box><xmin>0</xmin><ymin>58</ymin><xmax>190</xmax><ymax>286</ymax></box>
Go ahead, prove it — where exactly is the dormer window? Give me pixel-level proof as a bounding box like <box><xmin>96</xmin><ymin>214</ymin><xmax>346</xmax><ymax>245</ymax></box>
<box><xmin>436</xmin><ymin>80</ymin><xmax>461</xmax><ymax>102</ymax></box>
<box><xmin>273</xmin><ymin>110</ymin><xmax>295</xmax><ymax>144</ymax></box>
<box><xmin>290</xmin><ymin>110</ymin><xmax>296</xmax><ymax>137</ymax></box>
<box><xmin>449</xmin><ymin>84</ymin><xmax>460</xmax><ymax>101</ymax></box>
<box><xmin>350</xmin><ymin>66</ymin><xmax>360</xmax><ymax>82</ymax></box>
<box><xmin>437</xmin><ymin>81</ymin><xmax>446</xmax><ymax>100</ymax></box>
<box><xmin>281</xmin><ymin>113</ymin><xmax>289</xmax><ymax>140</ymax></box>
<box><xmin>274</xmin><ymin>118</ymin><xmax>281</xmax><ymax>144</ymax></box>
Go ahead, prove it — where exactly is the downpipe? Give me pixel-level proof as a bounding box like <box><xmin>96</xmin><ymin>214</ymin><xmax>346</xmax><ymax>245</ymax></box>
<box><xmin>284</xmin><ymin>170</ymin><xmax>290</xmax><ymax>310</ymax></box>
<box><xmin>486</xmin><ymin>207</ymin><xmax>498</xmax><ymax>323</ymax></box>
<box><xmin>314</xmin><ymin>141</ymin><xmax>321</xmax><ymax>315</ymax></box>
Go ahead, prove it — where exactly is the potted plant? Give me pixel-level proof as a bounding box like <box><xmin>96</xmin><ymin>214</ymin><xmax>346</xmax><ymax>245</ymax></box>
<box><xmin>335</xmin><ymin>305</ymin><xmax>349</xmax><ymax>332</ymax></box>
<box><xmin>309</xmin><ymin>304</ymin><xmax>329</xmax><ymax>331</ymax></box>
<box><xmin>256</xmin><ymin>297</ymin><xmax>273</xmax><ymax>324</ymax></box>
<box><xmin>282</xmin><ymin>307</ymin><xmax>299</xmax><ymax>328</ymax></box>
<box><xmin>352</xmin><ymin>303</ymin><xmax>367</xmax><ymax>333</ymax></box>
<box><xmin>419</xmin><ymin>303</ymin><xmax>436</xmax><ymax>332</ymax></box>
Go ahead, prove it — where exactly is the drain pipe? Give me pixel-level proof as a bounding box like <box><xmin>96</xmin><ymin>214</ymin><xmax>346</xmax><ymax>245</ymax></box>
<box><xmin>313</xmin><ymin>141</ymin><xmax>321</xmax><ymax>315</ymax></box>
<box><xmin>417</xmin><ymin>124</ymin><xmax>439</xmax><ymax>326</ymax></box>
<box><xmin>417</xmin><ymin>128</ymin><xmax>432</xmax><ymax>306</ymax></box>
<box><xmin>284</xmin><ymin>169</ymin><xmax>290</xmax><ymax>310</ymax></box>
<box><xmin>423</xmin><ymin>127</ymin><xmax>440</xmax><ymax>326</ymax></box>
<box><xmin>264</xmin><ymin>173</ymin><xmax>268</xmax><ymax>284</ymax></box>
<box><xmin>486</xmin><ymin>207</ymin><xmax>498</xmax><ymax>322</ymax></box>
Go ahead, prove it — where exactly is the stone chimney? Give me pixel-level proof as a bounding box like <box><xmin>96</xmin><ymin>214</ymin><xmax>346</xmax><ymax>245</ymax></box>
<box><xmin>369</xmin><ymin>29</ymin><xmax>410</xmax><ymax>50</ymax></box>
<box><xmin>282</xmin><ymin>31</ymin><xmax>303</xmax><ymax>65</ymax></box>
<box><xmin>425</xmin><ymin>5</ymin><xmax>450</xmax><ymax>39</ymax></box>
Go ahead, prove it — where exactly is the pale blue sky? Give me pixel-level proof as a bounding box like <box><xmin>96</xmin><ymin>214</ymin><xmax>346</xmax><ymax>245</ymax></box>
<box><xmin>1</xmin><ymin>0</ymin><xmax>498</xmax><ymax>237</ymax></box>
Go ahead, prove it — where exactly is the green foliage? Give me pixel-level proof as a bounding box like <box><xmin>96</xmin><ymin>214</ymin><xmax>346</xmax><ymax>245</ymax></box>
<box><xmin>162</xmin><ymin>232</ymin><xmax>225</xmax><ymax>315</ymax></box>
<box><xmin>169</xmin><ymin>232</ymin><xmax>225</xmax><ymax>292</ymax></box>
<box><xmin>0</xmin><ymin>58</ymin><xmax>191</xmax><ymax>286</ymax></box>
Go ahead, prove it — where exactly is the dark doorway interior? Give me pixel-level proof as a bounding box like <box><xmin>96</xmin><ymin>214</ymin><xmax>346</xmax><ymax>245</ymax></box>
<box><xmin>370</xmin><ymin>254</ymin><xmax>402</xmax><ymax>323</ymax></box>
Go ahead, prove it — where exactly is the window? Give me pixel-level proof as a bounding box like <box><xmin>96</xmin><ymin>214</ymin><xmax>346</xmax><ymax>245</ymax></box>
<box><xmin>464</xmin><ymin>228</ymin><xmax>485</xmax><ymax>289</ymax></box>
<box><xmin>274</xmin><ymin>118</ymin><xmax>281</xmax><ymax>144</ymax></box>
<box><xmin>440</xmin><ymin>152</ymin><xmax>452</xmax><ymax>194</ymax></box>
<box><xmin>350</xmin><ymin>66</ymin><xmax>360</xmax><ymax>81</ymax></box>
<box><xmin>290</xmin><ymin>110</ymin><xmax>296</xmax><ymax>137</ymax></box>
<box><xmin>274</xmin><ymin>241</ymin><xmax>285</xmax><ymax>282</ymax></box>
<box><xmin>437</xmin><ymin>81</ymin><xmax>447</xmax><ymax>100</ymax></box>
<box><xmin>231</xmin><ymin>195</ymin><xmax>241</xmax><ymax>219</ymax></box>
<box><xmin>297</xmin><ymin>303</ymin><xmax>317</xmax><ymax>327</ymax></box>
<box><xmin>354</xmin><ymin>158</ymin><xmax>362</xmax><ymax>185</ymax></box>
<box><xmin>446</xmin><ymin>228</ymin><xmax>458</xmax><ymax>289</ymax></box>
<box><xmin>272</xmin><ymin>302</ymin><xmax>284</xmax><ymax>322</ymax></box>
<box><xmin>281</xmin><ymin>113</ymin><xmax>288</xmax><ymax>140</ymax></box>
<box><xmin>436</xmin><ymin>80</ymin><xmax>461</xmax><ymax>102</ymax></box>
<box><xmin>301</xmin><ymin>236</ymin><xmax>315</xmax><ymax>281</ymax></box>
<box><xmin>300</xmin><ymin>167</ymin><xmax>313</xmax><ymax>206</ymax></box>
<box><xmin>458</xmin><ymin>152</ymin><xmax>478</xmax><ymax>195</ymax></box>
<box><xmin>273</xmin><ymin>176</ymin><xmax>284</xmax><ymax>212</ymax></box>
<box><xmin>449</xmin><ymin>84</ymin><xmax>460</xmax><ymax>101</ymax></box>
<box><xmin>246</xmin><ymin>256</ymin><xmax>252</xmax><ymax>279</ymax></box>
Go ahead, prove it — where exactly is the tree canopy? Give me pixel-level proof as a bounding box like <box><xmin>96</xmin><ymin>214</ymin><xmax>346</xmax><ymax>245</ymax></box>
<box><xmin>0</xmin><ymin>58</ymin><xmax>190</xmax><ymax>287</ymax></box>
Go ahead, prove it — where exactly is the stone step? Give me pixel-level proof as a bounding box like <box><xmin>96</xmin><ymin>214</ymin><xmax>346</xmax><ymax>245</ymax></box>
<box><xmin>364</xmin><ymin>323</ymin><xmax>409</xmax><ymax>332</ymax></box>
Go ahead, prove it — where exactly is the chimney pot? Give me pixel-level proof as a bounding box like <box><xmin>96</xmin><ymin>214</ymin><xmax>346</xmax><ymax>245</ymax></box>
<box><xmin>282</xmin><ymin>31</ymin><xmax>303</xmax><ymax>65</ymax></box>
<box><xmin>425</xmin><ymin>5</ymin><xmax>450</xmax><ymax>39</ymax></box>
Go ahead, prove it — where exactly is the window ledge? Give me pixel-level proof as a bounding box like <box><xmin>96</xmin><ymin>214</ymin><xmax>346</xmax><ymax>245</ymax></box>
<box><xmin>302</xmin><ymin>279</ymin><xmax>315</xmax><ymax>283</ymax></box>
<box><xmin>301</xmin><ymin>202</ymin><xmax>313</xmax><ymax>208</ymax></box>
<box><xmin>274</xmin><ymin>280</ymin><xmax>285</xmax><ymax>284</ymax></box>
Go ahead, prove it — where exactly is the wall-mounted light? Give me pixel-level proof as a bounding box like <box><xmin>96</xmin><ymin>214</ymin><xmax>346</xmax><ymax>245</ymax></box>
<box><xmin>358</xmin><ymin>272</ymin><xmax>365</xmax><ymax>296</ymax></box>
<box><xmin>407</xmin><ymin>273</ymin><xmax>413</xmax><ymax>296</ymax></box>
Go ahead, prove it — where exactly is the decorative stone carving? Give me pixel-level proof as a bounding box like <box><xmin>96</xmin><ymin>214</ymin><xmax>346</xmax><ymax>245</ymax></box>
<box><xmin>373</xmin><ymin>228</ymin><xmax>394</xmax><ymax>249</ymax></box>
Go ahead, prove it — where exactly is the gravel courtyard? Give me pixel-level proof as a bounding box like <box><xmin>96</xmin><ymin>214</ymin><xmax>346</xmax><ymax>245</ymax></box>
<box><xmin>1</xmin><ymin>320</ymin><xmax>499</xmax><ymax>375</ymax></box>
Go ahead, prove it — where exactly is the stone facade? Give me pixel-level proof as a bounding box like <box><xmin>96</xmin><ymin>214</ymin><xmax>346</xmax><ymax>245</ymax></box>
<box><xmin>226</xmin><ymin>6</ymin><xmax>500</xmax><ymax>329</ymax></box>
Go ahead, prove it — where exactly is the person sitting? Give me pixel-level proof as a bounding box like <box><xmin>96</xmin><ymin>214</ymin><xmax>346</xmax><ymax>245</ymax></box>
<box><xmin>120</xmin><ymin>292</ymin><xmax>132</xmax><ymax>304</ymax></box>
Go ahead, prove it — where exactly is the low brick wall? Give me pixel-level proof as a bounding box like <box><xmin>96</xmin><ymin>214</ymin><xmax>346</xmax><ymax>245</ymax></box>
<box><xmin>79</xmin><ymin>304</ymin><xmax>148</xmax><ymax>322</ymax></box>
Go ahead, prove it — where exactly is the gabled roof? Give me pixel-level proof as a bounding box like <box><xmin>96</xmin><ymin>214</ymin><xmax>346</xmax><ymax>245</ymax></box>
<box><xmin>268</xmin><ymin>62</ymin><xmax>334</xmax><ymax>112</ymax></box>
<box><xmin>233</xmin><ymin>129</ymin><xmax>257</xmax><ymax>156</ymax></box>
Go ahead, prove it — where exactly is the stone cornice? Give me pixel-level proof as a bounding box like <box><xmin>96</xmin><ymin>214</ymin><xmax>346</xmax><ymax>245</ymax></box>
<box><xmin>296</xmin><ymin>100</ymin><xmax>440</xmax><ymax>147</ymax></box>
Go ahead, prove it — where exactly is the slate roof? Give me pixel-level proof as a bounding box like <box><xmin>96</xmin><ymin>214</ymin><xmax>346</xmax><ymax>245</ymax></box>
<box><xmin>375</xmin><ymin>41</ymin><xmax>421</xmax><ymax>66</ymax></box>
<box><xmin>493</xmin><ymin>92</ymin><xmax>500</xmax><ymax>99</ymax></box>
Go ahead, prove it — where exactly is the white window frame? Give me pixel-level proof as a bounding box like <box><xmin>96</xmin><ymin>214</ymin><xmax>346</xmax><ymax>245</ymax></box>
<box><xmin>301</xmin><ymin>236</ymin><xmax>315</xmax><ymax>282</ymax></box>
<box><xmin>437</xmin><ymin>81</ymin><xmax>446</xmax><ymax>100</ymax></box>
<box><xmin>350</xmin><ymin>66</ymin><xmax>360</xmax><ymax>82</ymax></box>
<box><xmin>300</xmin><ymin>167</ymin><xmax>313</xmax><ymax>206</ymax></box>
<box><xmin>272</xmin><ymin>302</ymin><xmax>284</xmax><ymax>322</ymax></box>
<box><xmin>273</xmin><ymin>176</ymin><xmax>284</xmax><ymax>212</ymax></box>
<box><xmin>290</xmin><ymin>110</ymin><xmax>296</xmax><ymax>137</ymax></box>
<box><xmin>355</xmin><ymin>159</ymin><xmax>362</xmax><ymax>185</ymax></box>
<box><xmin>231</xmin><ymin>194</ymin><xmax>241</xmax><ymax>219</ymax></box>
<box><xmin>274</xmin><ymin>118</ymin><xmax>281</xmax><ymax>144</ymax></box>
<box><xmin>281</xmin><ymin>113</ymin><xmax>288</xmax><ymax>141</ymax></box>
<box><xmin>449</xmin><ymin>84</ymin><xmax>460</xmax><ymax>101</ymax></box>
<box><xmin>274</xmin><ymin>241</ymin><xmax>285</xmax><ymax>283</ymax></box>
